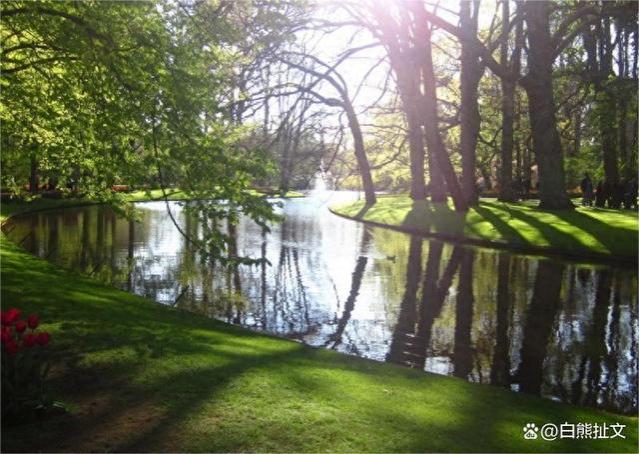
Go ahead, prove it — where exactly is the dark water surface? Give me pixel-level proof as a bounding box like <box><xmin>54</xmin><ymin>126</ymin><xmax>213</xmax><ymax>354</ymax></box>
<box><xmin>4</xmin><ymin>193</ymin><xmax>637</xmax><ymax>414</ymax></box>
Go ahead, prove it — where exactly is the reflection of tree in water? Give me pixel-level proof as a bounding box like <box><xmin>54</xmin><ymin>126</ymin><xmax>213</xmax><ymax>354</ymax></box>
<box><xmin>490</xmin><ymin>254</ymin><xmax>512</xmax><ymax>387</ymax></box>
<box><xmin>240</xmin><ymin>213</ymin><xmax>320</xmax><ymax>338</ymax></box>
<box><xmin>386</xmin><ymin>236</ymin><xmax>423</xmax><ymax>365</ymax></box>
<box><xmin>454</xmin><ymin>249</ymin><xmax>475</xmax><ymax>380</ymax></box>
<box><xmin>516</xmin><ymin>260</ymin><xmax>564</xmax><ymax>394</ymax></box>
<box><xmin>543</xmin><ymin>268</ymin><xmax>638</xmax><ymax>414</ymax></box>
<box><xmin>5</xmin><ymin>204</ymin><xmax>638</xmax><ymax>414</ymax></box>
<box><xmin>387</xmin><ymin>241</ymin><xmax>463</xmax><ymax>370</ymax></box>
<box><xmin>323</xmin><ymin>229</ymin><xmax>372</xmax><ymax>350</ymax></box>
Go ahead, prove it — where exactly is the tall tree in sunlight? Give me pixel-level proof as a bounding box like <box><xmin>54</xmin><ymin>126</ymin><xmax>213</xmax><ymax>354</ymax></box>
<box><xmin>397</xmin><ymin>1</ymin><xmax>604</xmax><ymax>209</ymax></box>
<box><xmin>497</xmin><ymin>0</ymin><xmax>523</xmax><ymax>202</ymax></box>
<box><xmin>368</xmin><ymin>5</ymin><xmax>432</xmax><ymax>201</ymax></box>
<box><xmin>518</xmin><ymin>1</ymin><xmax>573</xmax><ymax>209</ymax></box>
<box><xmin>459</xmin><ymin>0</ymin><xmax>484</xmax><ymax>205</ymax></box>
<box><xmin>368</xmin><ymin>1</ymin><xmax>468</xmax><ymax>211</ymax></box>
<box><xmin>280</xmin><ymin>53</ymin><xmax>377</xmax><ymax>204</ymax></box>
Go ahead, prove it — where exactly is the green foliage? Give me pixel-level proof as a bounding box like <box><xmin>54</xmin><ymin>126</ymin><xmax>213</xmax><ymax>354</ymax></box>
<box><xmin>0</xmin><ymin>0</ymin><xmax>305</xmax><ymax>262</ymax></box>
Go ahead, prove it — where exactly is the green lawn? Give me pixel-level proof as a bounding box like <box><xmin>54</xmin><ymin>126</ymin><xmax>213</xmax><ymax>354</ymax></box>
<box><xmin>331</xmin><ymin>195</ymin><xmax>638</xmax><ymax>260</ymax></box>
<box><xmin>1</xmin><ymin>205</ymin><xmax>637</xmax><ymax>452</ymax></box>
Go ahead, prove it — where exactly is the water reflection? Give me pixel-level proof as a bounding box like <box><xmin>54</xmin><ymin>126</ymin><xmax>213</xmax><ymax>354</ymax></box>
<box><xmin>4</xmin><ymin>195</ymin><xmax>637</xmax><ymax>414</ymax></box>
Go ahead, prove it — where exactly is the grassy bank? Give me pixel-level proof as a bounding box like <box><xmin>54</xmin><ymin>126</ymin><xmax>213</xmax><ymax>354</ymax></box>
<box><xmin>0</xmin><ymin>188</ymin><xmax>304</xmax><ymax>220</ymax></box>
<box><xmin>124</xmin><ymin>188</ymin><xmax>305</xmax><ymax>202</ymax></box>
<box><xmin>331</xmin><ymin>195</ymin><xmax>638</xmax><ymax>261</ymax></box>
<box><xmin>1</xmin><ymin>204</ymin><xmax>637</xmax><ymax>452</ymax></box>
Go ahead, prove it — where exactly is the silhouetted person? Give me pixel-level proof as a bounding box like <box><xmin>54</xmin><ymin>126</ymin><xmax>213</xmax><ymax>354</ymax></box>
<box><xmin>580</xmin><ymin>173</ymin><xmax>593</xmax><ymax>206</ymax></box>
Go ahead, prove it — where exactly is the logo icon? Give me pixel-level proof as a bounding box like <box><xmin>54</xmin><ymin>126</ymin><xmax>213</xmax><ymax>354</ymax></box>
<box><xmin>523</xmin><ymin>423</ymin><xmax>539</xmax><ymax>440</ymax></box>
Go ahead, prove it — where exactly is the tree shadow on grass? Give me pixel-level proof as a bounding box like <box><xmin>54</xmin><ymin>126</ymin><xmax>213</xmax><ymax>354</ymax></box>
<box><xmin>472</xmin><ymin>204</ymin><xmax>528</xmax><ymax>245</ymax></box>
<box><xmin>354</xmin><ymin>202</ymin><xmax>374</xmax><ymax>219</ymax></box>
<box><xmin>401</xmin><ymin>200</ymin><xmax>466</xmax><ymax>236</ymax></box>
<box><xmin>2</xmin><ymin>278</ymin><xmax>637</xmax><ymax>451</ymax></box>
<box><xmin>483</xmin><ymin>201</ymin><xmax>632</xmax><ymax>255</ymax></box>
<box><xmin>550</xmin><ymin>209</ymin><xmax>637</xmax><ymax>256</ymax></box>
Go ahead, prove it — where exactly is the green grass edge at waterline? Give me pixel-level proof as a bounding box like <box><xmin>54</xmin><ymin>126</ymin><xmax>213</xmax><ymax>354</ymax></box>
<box><xmin>0</xmin><ymin>188</ymin><xmax>305</xmax><ymax>221</ymax></box>
<box><xmin>330</xmin><ymin>195</ymin><xmax>638</xmax><ymax>261</ymax></box>
<box><xmin>1</xmin><ymin>203</ymin><xmax>637</xmax><ymax>452</ymax></box>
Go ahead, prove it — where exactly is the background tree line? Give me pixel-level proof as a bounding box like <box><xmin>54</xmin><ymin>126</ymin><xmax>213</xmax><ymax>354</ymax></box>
<box><xmin>2</xmin><ymin>0</ymin><xmax>638</xmax><ymax>215</ymax></box>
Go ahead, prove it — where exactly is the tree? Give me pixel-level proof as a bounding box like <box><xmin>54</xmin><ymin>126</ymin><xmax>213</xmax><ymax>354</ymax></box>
<box><xmin>459</xmin><ymin>0</ymin><xmax>484</xmax><ymax>205</ymax></box>
<box><xmin>0</xmin><ymin>0</ymin><xmax>304</xmax><ymax>262</ymax></box>
<box><xmin>395</xmin><ymin>1</ymin><xmax>602</xmax><ymax>209</ymax></box>
<box><xmin>280</xmin><ymin>53</ymin><xmax>377</xmax><ymax>204</ymax></box>
<box><xmin>518</xmin><ymin>2</ymin><xmax>575</xmax><ymax>208</ymax></box>
<box><xmin>497</xmin><ymin>0</ymin><xmax>523</xmax><ymax>202</ymax></box>
<box><xmin>367</xmin><ymin>1</ymin><xmax>468</xmax><ymax>210</ymax></box>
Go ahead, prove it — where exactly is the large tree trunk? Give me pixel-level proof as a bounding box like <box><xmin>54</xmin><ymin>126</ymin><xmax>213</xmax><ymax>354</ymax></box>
<box><xmin>406</xmin><ymin>113</ymin><xmax>427</xmax><ymax>200</ymax></box>
<box><xmin>29</xmin><ymin>152</ymin><xmax>38</xmax><ymax>194</ymax></box>
<box><xmin>459</xmin><ymin>0</ymin><xmax>483</xmax><ymax>205</ymax></box>
<box><xmin>373</xmin><ymin>3</ymin><xmax>465</xmax><ymax>209</ymax></box>
<box><xmin>617</xmin><ymin>26</ymin><xmax>630</xmax><ymax>180</ymax></box>
<box><xmin>584</xmin><ymin>15</ymin><xmax>619</xmax><ymax>189</ymax></box>
<box><xmin>345</xmin><ymin>102</ymin><xmax>376</xmax><ymax>205</ymax></box>
<box><xmin>599</xmin><ymin>17</ymin><xmax>619</xmax><ymax>188</ymax></box>
<box><xmin>382</xmin><ymin>11</ymin><xmax>430</xmax><ymax>202</ymax></box>
<box><xmin>399</xmin><ymin>63</ymin><xmax>429</xmax><ymax>201</ymax></box>
<box><xmin>413</xmin><ymin>4</ymin><xmax>468</xmax><ymax>211</ymax></box>
<box><xmin>521</xmin><ymin>1</ymin><xmax>573</xmax><ymax>209</ymax></box>
<box><xmin>427</xmin><ymin>152</ymin><xmax>447</xmax><ymax>202</ymax></box>
<box><xmin>497</xmin><ymin>0</ymin><xmax>518</xmax><ymax>202</ymax></box>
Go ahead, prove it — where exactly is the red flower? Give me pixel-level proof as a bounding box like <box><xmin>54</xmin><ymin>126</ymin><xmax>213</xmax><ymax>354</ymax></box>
<box><xmin>1</xmin><ymin>327</ymin><xmax>12</xmax><ymax>344</ymax></box>
<box><xmin>15</xmin><ymin>320</ymin><xmax>27</xmax><ymax>333</ymax></box>
<box><xmin>1</xmin><ymin>308</ymin><xmax>21</xmax><ymax>326</ymax></box>
<box><xmin>36</xmin><ymin>332</ymin><xmax>51</xmax><ymax>346</ymax></box>
<box><xmin>4</xmin><ymin>340</ymin><xmax>20</xmax><ymax>355</ymax></box>
<box><xmin>23</xmin><ymin>333</ymin><xmax>37</xmax><ymax>348</ymax></box>
<box><xmin>27</xmin><ymin>314</ymin><xmax>39</xmax><ymax>330</ymax></box>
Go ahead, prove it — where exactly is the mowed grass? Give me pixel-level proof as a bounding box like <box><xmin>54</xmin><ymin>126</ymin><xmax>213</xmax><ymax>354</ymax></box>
<box><xmin>1</xmin><ymin>208</ymin><xmax>637</xmax><ymax>452</ymax></box>
<box><xmin>332</xmin><ymin>195</ymin><xmax>638</xmax><ymax>259</ymax></box>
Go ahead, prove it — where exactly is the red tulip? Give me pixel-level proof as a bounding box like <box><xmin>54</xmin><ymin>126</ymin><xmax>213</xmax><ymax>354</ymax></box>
<box><xmin>2</xmin><ymin>308</ymin><xmax>21</xmax><ymax>326</ymax></box>
<box><xmin>36</xmin><ymin>332</ymin><xmax>51</xmax><ymax>346</ymax></box>
<box><xmin>1</xmin><ymin>327</ymin><xmax>12</xmax><ymax>344</ymax></box>
<box><xmin>27</xmin><ymin>314</ymin><xmax>39</xmax><ymax>330</ymax></box>
<box><xmin>15</xmin><ymin>320</ymin><xmax>27</xmax><ymax>333</ymax></box>
<box><xmin>23</xmin><ymin>333</ymin><xmax>37</xmax><ymax>348</ymax></box>
<box><xmin>5</xmin><ymin>340</ymin><xmax>19</xmax><ymax>355</ymax></box>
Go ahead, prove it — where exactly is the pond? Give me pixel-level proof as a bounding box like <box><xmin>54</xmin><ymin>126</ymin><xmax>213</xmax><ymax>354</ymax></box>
<box><xmin>4</xmin><ymin>192</ymin><xmax>637</xmax><ymax>415</ymax></box>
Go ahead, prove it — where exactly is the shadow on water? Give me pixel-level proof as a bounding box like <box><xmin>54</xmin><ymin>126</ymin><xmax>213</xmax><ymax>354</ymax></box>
<box><xmin>3</xmin><ymin>199</ymin><xmax>637</xmax><ymax>415</ymax></box>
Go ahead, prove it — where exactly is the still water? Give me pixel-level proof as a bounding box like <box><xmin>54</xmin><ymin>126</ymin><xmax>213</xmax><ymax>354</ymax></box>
<box><xmin>4</xmin><ymin>193</ymin><xmax>637</xmax><ymax>414</ymax></box>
